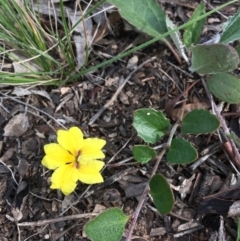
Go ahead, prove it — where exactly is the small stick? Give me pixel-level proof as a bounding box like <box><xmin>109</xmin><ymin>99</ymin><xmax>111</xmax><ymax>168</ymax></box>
<box><xmin>165</xmin><ymin>80</ymin><xmax>200</xmax><ymax>117</ymax></box>
<box><xmin>222</xmin><ymin>142</ymin><xmax>240</xmax><ymax>170</ymax></box>
<box><xmin>88</xmin><ymin>57</ymin><xmax>156</xmax><ymax>125</ymax></box>
<box><xmin>203</xmin><ymin>0</ymin><xmax>228</xmax><ymax>19</ymax></box>
<box><xmin>201</xmin><ymin>78</ymin><xmax>240</xmax><ymax>170</ymax></box>
<box><xmin>0</xmin><ymin>92</ymin><xmax>67</xmax><ymax>130</ymax></box>
<box><xmin>189</xmin><ymin>148</ymin><xmax>220</xmax><ymax>171</ymax></box>
<box><xmin>18</xmin><ymin>213</ymin><xmax>97</xmax><ymax>227</ymax></box>
<box><xmin>157</xmin><ymin>65</ymin><xmax>182</xmax><ymax>93</ymax></box>
<box><xmin>125</xmin><ymin>122</ymin><xmax>179</xmax><ymax>241</ymax></box>
<box><xmin>173</xmin><ymin>225</ymin><xmax>204</xmax><ymax>238</ymax></box>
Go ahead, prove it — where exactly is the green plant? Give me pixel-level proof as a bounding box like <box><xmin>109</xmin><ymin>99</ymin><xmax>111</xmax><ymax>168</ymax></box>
<box><xmin>75</xmin><ymin>0</ymin><xmax>239</xmax><ymax>79</ymax></box>
<box><xmin>81</xmin><ymin>1</ymin><xmax>240</xmax><ymax>241</ymax></box>
<box><xmin>85</xmin><ymin>208</ymin><xmax>129</xmax><ymax>241</ymax></box>
<box><xmin>6</xmin><ymin>0</ymin><xmax>239</xmax><ymax>240</ymax></box>
<box><xmin>0</xmin><ymin>0</ymin><xmax>60</xmax><ymax>85</ymax></box>
<box><xmin>2</xmin><ymin>0</ymin><xmax>239</xmax><ymax>86</ymax></box>
<box><xmin>132</xmin><ymin>107</ymin><xmax>219</xmax><ymax>204</ymax></box>
<box><xmin>0</xmin><ymin>0</ymin><xmax>105</xmax><ymax>85</ymax></box>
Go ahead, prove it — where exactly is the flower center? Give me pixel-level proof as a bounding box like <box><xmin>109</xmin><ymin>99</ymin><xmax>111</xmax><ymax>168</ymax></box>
<box><xmin>75</xmin><ymin>150</ymin><xmax>81</xmax><ymax>169</ymax></box>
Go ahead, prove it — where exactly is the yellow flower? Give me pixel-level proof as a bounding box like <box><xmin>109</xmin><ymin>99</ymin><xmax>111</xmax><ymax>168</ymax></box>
<box><xmin>42</xmin><ymin>127</ymin><xmax>106</xmax><ymax>195</ymax></box>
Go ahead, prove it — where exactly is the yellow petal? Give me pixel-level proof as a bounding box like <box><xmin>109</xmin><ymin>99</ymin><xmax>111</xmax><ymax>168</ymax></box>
<box><xmin>42</xmin><ymin>143</ymin><xmax>75</xmax><ymax>169</ymax></box>
<box><xmin>80</xmin><ymin>138</ymin><xmax>106</xmax><ymax>161</ymax></box>
<box><xmin>50</xmin><ymin>163</ymin><xmax>79</xmax><ymax>195</ymax></box>
<box><xmin>77</xmin><ymin>160</ymin><xmax>104</xmax><ymax>184</ymax></box>
<box><xmin>57</xmin><ymin>127</ymin><xmax>83</xmax><ymax>156</ymax></box>
<box><xmin>78</xmin><ymin>171</ymin><xmax>104</xmax><ymax>184</ymax></box>
<box><xmin>79</xmin><ymin>159</ymin><xmax>104</xmax><ymax>174</ymax></box>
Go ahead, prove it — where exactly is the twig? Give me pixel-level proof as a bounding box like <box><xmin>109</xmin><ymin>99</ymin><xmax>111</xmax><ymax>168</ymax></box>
<box><xmin>0</xmin><ymin>92</ymin><xmax>67</xmax><ymax>130</ymax></box>
<box><xmin>61</xmin><ymin>167</ymin><xmax>135</xmax><ymax>215</ymax></box>
<box><xmin>170</xmin><ymin>211</ymin><xmax>192</xmax><ymax>222</ymax></box>
<box><xmin>109</xmin><ymin>143</ymin><xmax>167</xmax><ymax>167</ymax></box>
<box><xmin>18</xmin><ymin>213</ymin><xmax>97</xmax><ymax>227</ymax></box>
<box><xmin>125</xmin><ymin>122</ymin><xmax>179</xmax><ymax>241</ymax></box>
<box><xmin>218</xmin><ymin>129</ymin><xmax>240</xmax><ymax>174</ymax></box>
<box><xmin>52</xmin><ymin>222</ymin><xmax>80</xmax><ymax>241</ymax></box>
<box><xmin>201</xmin><ymin>78</ymin><xmax>240</xmax><ymax>170</ymax></box>
<box><xmin>157</xmin><ymin>65</ymin><xmax>182</xmax><ymax>93</ymax></box>
<box><xmin>125</xmin><ymin>81</ymin><xmax>194</xmax><ymax>241</ymax></box>
<box><xmin>173</xmin><ymin>225</ymin><xmax>204</xmax><ymax>238</ymax></box>
<box><xmin>30</xmin><ymin>192</ymin><xmax>62</xmax><ymax>202</ymax></box>
<box><xmin>84</xmin><ymin>167</ymin><xmax>136</xmax><ymax>198</ymax></box>
<box><xmin>163</xmin><ymin>39</ymin><xmax>182</xmax><ymax>65</ymax></box>
<box><xmin>104</xmin><ymin>136</ymin><xmax>133</xmax><ymax>168</ymax></box>
<box><xmin>189</xmin><ymin>147</ymin><xmax>220</xmax><ymax>171</ymax></box>
<box><xmin>165</xmin><ymin>80</ymin><xmax>200</xmax><ymax>117</ymax></box>
<box><xmin>23</xmin><ymin>225</ymin><xmax>48</xmax><ymax>241</ymax></box>
<box><xmin>215</xmin><ymin>107</ymin><xmax>240</xmax><ymax>169</ymax></box>
<box><xmin>88</xmin><ymin>57</ymin><xmax>156</xmax><ymax>125</ymax></box>
<box><xmin>222</xmin><ymin>141</ymin><xmax>240</xmax><ymax>170</ymax></box>
<box><xmin>167</xmin><ymin>61</ymin><xmax>194</xmax><ymax>78</ymax></box>
<box><xmin>17</xmin><ymin>221</ymin><xmax>21</xmax><ymax>241</ymax></box>
<box><xmin>203</xmin><ymin>0</ymin><xmax>228</xmax><ymax>19</ymax></box>
<box><xmin>0</xmin><ymin>161</ymin><xmax>18</xmax><ymax>186</ymax></box>
<box><xmin>26</xmin><ymin>109</ymin><xmax>57</xmax><ymax>133</ymax></box>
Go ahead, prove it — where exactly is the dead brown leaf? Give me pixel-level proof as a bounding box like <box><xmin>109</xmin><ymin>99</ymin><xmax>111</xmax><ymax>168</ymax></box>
<box><xmin>171</xmin><ymin>102</ymin><xmax>210</xmax><ymax>120</ymax></box>
<box><xmin>4</xmin><ymin>113</ymin><xmax>29</xmax><ymax>137</ymax></box>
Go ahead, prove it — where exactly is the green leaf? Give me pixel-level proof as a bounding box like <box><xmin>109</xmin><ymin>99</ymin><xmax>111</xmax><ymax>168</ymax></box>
<box><xmin>106</xmin><ymin>0</ymin><xmax>168</xmax><ymax>37</ymax></box>
<box><xmin>85</xmin><ymin>208</ymin><xmax>129</xmax><ymax>241</ymax></box>
<box><xmin>133</xmin><ymin>145</ymin><xmax>156</xmax><ymax>164</ymax></box>
<box><xmin>166</xmin><ymin>16</ymin><xmax>189</xmax><ymax>63</ymax></box>
<box><xmin>133</xmin><ymin>108</ymin><xmax>170</xmax><ymax>144</ymax></box>
<box><xmin>207</xmin><ymin>73</ymin><xmax>240</xmax><ymax>104</ymax></box>
<box><xmin>166</xmin><ymin>138</ymin><xmax>198</xmax><ymax>164</ymax></box>
<box><xmin>183</xmin><ymin>3</ymin><xmax>206</xmax><ymax>48</ymax></box>
<box><xmin>220</xmin><ymin>10</ymin><xmax>240</xmax><ymax>44</ymax></box>
<box><xmin>190</xmin><ymin>44</ymin><xmax>239</xmax><ymax>74</ymax></box>
<box><xmin>149</xmin><ymin>174</ymin><xmax>174</xmax><ymax>215</ymax></box>
<box><xmin>181</xmin><ymin>109</ymin><xmax>220</xmax><ymax>134</ymax></box>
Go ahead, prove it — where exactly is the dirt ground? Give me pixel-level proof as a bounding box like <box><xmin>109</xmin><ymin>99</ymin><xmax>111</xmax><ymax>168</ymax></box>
<box><xmin>1</xmin><ymin>1</ymin><xmax>240</xmax><ymax>240</ymax></box>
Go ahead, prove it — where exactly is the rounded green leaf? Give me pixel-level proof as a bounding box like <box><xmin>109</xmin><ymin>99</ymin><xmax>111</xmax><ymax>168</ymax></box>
<box><xmin>149</xmin><ymin>174</ymin><xmax>174</xmax><ymax>215</ymax></box>
<box><xmin>133</xmin><ymin>145</ymin><xmax>156</xmax><ymax>164</ymax></box>
<box><xmin>166</xmin><ymin>138</ymin><xmax>198</xmax><ymax>164</ymax></box>
<box><xmin>85</xmin><ymin>208</ymin><xmax>129</xmax><ymax>241</ymax></box>
<box><xmin>181</xmin><ymin>109</ymin><xmax>220</xmax><ymax>134</ymax></box>
<box><xmin>207</xmin><ymin>73</ymin><xmax>240</xmax><ymax>104</ymax></box>
<box><xmin>133</xmin><ymin>108</ymin><xmax>170</xmax><ymax>144</ymax></box>
<box><xmin>190</xmin><ymin>44</ymin><xmax>239</xmax><ymax>74</ymax></box>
